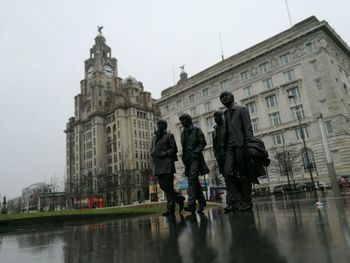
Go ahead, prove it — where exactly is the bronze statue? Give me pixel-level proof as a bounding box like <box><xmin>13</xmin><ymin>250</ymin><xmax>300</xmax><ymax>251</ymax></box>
<box><xmin>151</xmin><ymin>119</ymin><xmax>185</xmax><ymax>216</ymax></box>
<box><xmin>220</xmin><ymin>91</ymin><xmax>254</xmax><ymax>212</ymax></box>
<box><xmin>179</xmin><ymin>113</ymin><xmax>209</xmax><ymax>214</ymax></box>
<box><xmin>212</xmin><ymin>111</ymin><xmax>225</xmax><ymax>174</ymax></box>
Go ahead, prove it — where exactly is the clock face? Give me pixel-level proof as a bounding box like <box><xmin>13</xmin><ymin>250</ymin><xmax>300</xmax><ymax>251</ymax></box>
<box><xmin>87</xmin><ymin>66</ymin><xmax>94</xmax><ymax>79</ymax></box>
<box><xmin>103</xmin><ymin>65</ymin><xmax>114</xmax><ymax>78</ymax></box>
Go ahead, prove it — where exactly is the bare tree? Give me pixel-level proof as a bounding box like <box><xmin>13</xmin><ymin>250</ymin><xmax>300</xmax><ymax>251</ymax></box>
<box><xmin>48</xmin><ymin>174</ymin><xmax>64</xmax><ymax>211</ymax></box>
<box><xmin>208</xmin><ymin>162</ymin><xmax>225</xmax><ymax>200</ymax></box>
<box><xmin>269</xmin><ymin>145</ymin><xmax>304</xmax><ymax>189</ymax></box>
<box><xmin>118</xmin><ymin>146</ymin><xmax>133</xmax><ymax>205</ymax></box>
<box><xmin>210</xmin><ymin>162</ymin><xmax>225</xmax><ymax>188</ymax></box>
<box><xmin>140</xmin><ymin>168</ymin><xmax>151</xmax><ymax>202</ymax></box>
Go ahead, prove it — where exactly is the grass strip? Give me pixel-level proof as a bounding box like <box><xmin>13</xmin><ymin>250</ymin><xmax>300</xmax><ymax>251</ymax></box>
<box><xmin>0</xmin><ymin>203</ymin><xmax>166</xmax><ymax>221</ymax></box>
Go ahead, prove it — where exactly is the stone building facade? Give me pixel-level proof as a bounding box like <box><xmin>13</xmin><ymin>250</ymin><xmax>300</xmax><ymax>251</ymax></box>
<box><xmin>65</xmin><ymin>32</ymin><xmax>160</xmax><ymax>207</ymax></box>
<box><xmin>157</xmin><ymin>17</ymin><xmax>350</xmax><ymax>193</ymax></box>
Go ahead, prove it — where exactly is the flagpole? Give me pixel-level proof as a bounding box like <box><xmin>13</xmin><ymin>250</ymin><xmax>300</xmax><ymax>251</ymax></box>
<box><xmin>285</xmin><ymin>0</ymin><xmax>293</xmax><ymax>27</ymax></box>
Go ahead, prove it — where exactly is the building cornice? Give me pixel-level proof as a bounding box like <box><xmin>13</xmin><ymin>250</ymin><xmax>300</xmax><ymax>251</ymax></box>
<box><xmin>157</xmin><ymin>16</ymin><xmax>350</xmax><ymax>104</ymax></box>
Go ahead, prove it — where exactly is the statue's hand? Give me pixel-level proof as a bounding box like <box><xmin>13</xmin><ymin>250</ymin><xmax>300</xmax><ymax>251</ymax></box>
<box><xmin>157</xmin><ymin>151</ymin><xmax>168</xmax><ymax>159</ymax></box>
<box><xmin>191</xmin><ymin>152</ymin><xmax>199</xmax><ymax>159</ymax></box>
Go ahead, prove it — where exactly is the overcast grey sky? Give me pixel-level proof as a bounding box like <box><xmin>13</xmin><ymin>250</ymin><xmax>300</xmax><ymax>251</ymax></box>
<box><xmin>0</xmin><ymin>0</ymin><xmax>349</xmax><ymax>199</ymax></box>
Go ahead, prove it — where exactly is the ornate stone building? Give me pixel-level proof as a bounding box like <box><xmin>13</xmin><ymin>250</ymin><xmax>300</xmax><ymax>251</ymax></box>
<box><xmin>157</xmin><ymin>16</ymin><xmax>350</xmax><ymax>193</ymax></box>
<box><xmin>65</xmin><ymin>31</ymin><xmax>159</xmax><ymax>207</ymax></box>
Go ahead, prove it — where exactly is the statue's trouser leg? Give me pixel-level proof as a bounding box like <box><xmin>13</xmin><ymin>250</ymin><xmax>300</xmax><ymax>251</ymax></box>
<box><xmin>158</xmin><ymin>173</ymin><xmax>175</xmax><ymax>212</ymax></box>
<box><xmin>234</xmin><ymin>148</ymin><xmax>253</xmax><ymax>206</ymax></box>
<box><xmin>224</xmin><ymin>148</ymin><xmax>243</xmax><ymax>206</ymax></box>
<box><xmin>186</xmin><ymin>159</ymin><xmax>203</xmax><ymax>209</ymax></box>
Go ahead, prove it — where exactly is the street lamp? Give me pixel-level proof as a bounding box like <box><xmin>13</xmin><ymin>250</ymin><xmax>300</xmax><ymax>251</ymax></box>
<box><xmin>288</xmin><ymin>94</ymin><xmax>316</xmax><ymax>191</ymax></box>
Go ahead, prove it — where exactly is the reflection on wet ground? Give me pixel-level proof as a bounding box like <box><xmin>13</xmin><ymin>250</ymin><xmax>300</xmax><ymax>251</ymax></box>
<box><xmin>1</xmin><ymin>194</ymin><xmax>350</xmax><ymax>263</ymax></box>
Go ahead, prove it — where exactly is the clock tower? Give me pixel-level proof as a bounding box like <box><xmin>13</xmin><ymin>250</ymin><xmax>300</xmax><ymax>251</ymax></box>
<box><xmin>75</xmin><ymin>29</ymin><xmax>120</xmax><ymax>121</ymax></box>
<box><xmin>84</xmin><ymin>32</ymin><xmax>117</xmax><ymax>80</ymax></box>
<box><xmin>65</xmin><ymin>28</ymin><xmax>160</xmax><ymax>208</ymax></box>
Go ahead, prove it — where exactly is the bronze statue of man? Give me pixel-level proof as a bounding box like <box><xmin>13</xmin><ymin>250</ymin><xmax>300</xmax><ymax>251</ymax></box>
<box><xmin>212</xmin><ymin>111</ymin><xmax>225</xmax><ymax>174</ymax></box>
<box><xmin>179</xmin><ymin>113</ymin><xmax>208</xmax><ymax>214</ymax></box>
<box><xmin>151</xmin><ymin>119</ymin><xmax>185</xmax><ymax>216</ymax></box>
<box><xmin>220</xmin><ymin>91</ymin><xmax>254</xmax><ymax>212</ymax></box>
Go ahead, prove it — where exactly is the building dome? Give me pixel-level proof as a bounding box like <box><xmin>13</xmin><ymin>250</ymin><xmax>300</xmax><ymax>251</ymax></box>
<box><xmin>123</xmin><ymin>76</ymin><xmax>138</xmax><ymax>84</ymax></box>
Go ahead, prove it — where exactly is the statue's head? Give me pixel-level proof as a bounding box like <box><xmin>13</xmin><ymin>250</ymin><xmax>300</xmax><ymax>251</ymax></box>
<box><xmin>157</xmin><ymin>119</ymin><xmax>167</xmax><ymax>131</ymax></box>
<box><xmin>220</xmin><ymin>91</ymin><xmax>234</xmax><ymax>107</ymax></box>
<box><xmin>179</xmin><ymin>113</ymin><xmax>192</xmax><ymax>128</ymax></box>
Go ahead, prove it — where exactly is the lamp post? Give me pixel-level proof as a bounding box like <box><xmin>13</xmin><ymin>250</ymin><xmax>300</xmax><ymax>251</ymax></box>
<box><xmin>282</xmin><ymin>143</ymin><xmax>292</xmax><ymax>190</ymax></box>
<box><xmin>288</xmin><ymin>95</ymin><xmax>316</xmax><ymax>191</ymax></box>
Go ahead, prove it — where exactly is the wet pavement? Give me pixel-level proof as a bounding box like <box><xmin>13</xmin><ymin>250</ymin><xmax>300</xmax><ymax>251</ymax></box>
<box><xmin>1</xmin><ymin>194</ymin><xmax>350</xmax><ymax>263</ymax></box>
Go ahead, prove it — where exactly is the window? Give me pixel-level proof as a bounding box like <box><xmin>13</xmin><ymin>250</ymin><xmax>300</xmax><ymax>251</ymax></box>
<box><xmin>310</xmin><ymin>60</ymin><xmax>318</xmax><ymax>72</ymax></box>
<box><xmin>204</xmin><ymin>102</ymin><xmax>212</xmax><ymax>112</ymax></box>
<box><xmin>202</xmin><ymin>88</ymin><xmax>209</xmax><ymax>97</ymax></box>
<box><xmin>325</xmin><ymin>120</ymin><xmax>333</xmax><ymax>134</ymax></box>
<box><xmin>176</xmin><ymin>100</ymin><xmax>182</xmax><ymax>109</ymax></box>
<box><xmin>263</xmin><ymin>78</ymin><xmax>273</xmax><ymax>90</ymax></box>
<box><xmin>314</xmin><ymin>78</ymin><xmax>322</xmax><ymax>90</ymax></box>
<box><xmin>269</xmin><ymin>112</ymin><xmax>281</xmax><ymax>126</ymax></box>
<box><xmin>241</xmin><ymin>70</ymin><xmax>251</xmax><ymax>81</ymax></box>
<box><xmin>206</xmin><ymin>116</ymin><xmax>215</xmax><ymax>129</ymax></box>
<box><xmin>190</xmin><ymin>107</ymin><xmax>197</xmax><ymax>116</ymax></box>
<box><xmin>207</xmin><ymin>132</ymin><xmax>213</xmax><ymax>143</ymax></box>
<box><xmin>320</xmin><ymin>99</ymin><xmax>328</xmax><ymax>115</ymax></box>
<box><xmin>246</xmin><ymin>102</ymin><xmax>257</xmax><ymax>114</ymax></box>
<box><xmin>220</xmin><ymin>80</ymin><xmax>229</xmax><ymax>91</ymax></box>
<box><xmin>291</xmin><ymin>105</ymin><xmax>305</xmax><ymax>120</ymax></box>
<box><xmin>287</xmin><ymin>87</ymin><xmax>300</xmax><ymax>100</ymax></box>
<box><xmin>305</xmin><ymin>42</ymin><xmax>313</xmax><ymax>54</ymax></box>
<box><xmin>266</xmin><ymin>95</ymin><xmax>277</xmax><ymax>108</ymax></box>
<box><xmin>295</xmin><ymin>127</ymin><xmax>309</xmax><ymax>140</ymax></box>
<box><xmin>273</xmin><ymin>133</ymin><xmax>284</xmax><ymax>145</ymax></box>
<box><xmin>302</xmin><ymin>149</ymin><xmax>316</xmax><ymax>172</ymax></box>
<box><xmin>284</xmin><ymin>69</ymin><xmax>295</xmax><ymax>82</ymax></box>
<box><xmin>280</xmin><ymin>52</ymin><xmax>291</xmax><ymax>65</ymax></box>
<box><xmin>251</xmin><ymin>118</ymin><xmax>259</xmax><ymax>133</ymax></box>
<box><xmin>331</xmin><ymin>150</ymin><xmax>340</xmax><ymax>165</ymax></box>
<box><xmin>259</xmin><ymin>62</ymin><xmax>270</xmax><ymax>74</ymax></box>
<box><xmin>243</xmin><ymin>86</ymin><xmax>252</xmax><ymax>97</ymax></box>
<box><xmin>189</xmin><ymin>94</ymin><xmax>195</xmax><ymax>103</ymax></box>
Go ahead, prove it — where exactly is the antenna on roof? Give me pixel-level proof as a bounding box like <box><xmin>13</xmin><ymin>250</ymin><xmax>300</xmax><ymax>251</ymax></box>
<box><xmin>285</xmin><ymin>0</ymin><xmax>293</xmax><ymax>27</ymax></box>
<box><xmin>219</xmin><ymin>33</ymin><xmax>224</xmax><ymax>61</ymax></box>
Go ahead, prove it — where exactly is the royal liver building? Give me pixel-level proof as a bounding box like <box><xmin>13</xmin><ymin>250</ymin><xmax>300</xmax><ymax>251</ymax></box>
<box><xmin>65</xmin><ymin>30</ymin><xmax>160</xmax><ymax>207</ymax></box>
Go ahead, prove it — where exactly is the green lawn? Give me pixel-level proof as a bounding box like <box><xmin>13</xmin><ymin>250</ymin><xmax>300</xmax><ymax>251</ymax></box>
<box><xmin>0</xmin><ymin>203</ymin><xmax>166</xmax><ymax>221</ymax></box>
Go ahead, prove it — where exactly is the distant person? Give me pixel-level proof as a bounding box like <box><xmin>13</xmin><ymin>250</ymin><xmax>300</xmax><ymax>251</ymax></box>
<box><xmin>220</xmin><ymin>91</ymin><xmax>254</xmax><ymax>212</ymax></box>
<box><xmin>179</xmin><ymin>113</ymin><xmax>209</xmax><ymax>214</ymax></box>
<box><xmin>151</xmin><ymin>119</ymin><xmax>185</xmax><ymax>216</ymax></box>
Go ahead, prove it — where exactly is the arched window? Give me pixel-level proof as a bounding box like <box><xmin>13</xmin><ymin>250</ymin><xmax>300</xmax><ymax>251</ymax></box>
<box><xmin>107</xmin><ymin>126</ymin><xmax>111</xmax><ymax>134</ymax></box>
<box><xmin>302</xmin><ymin>149</ymin><xmax>316</xmax><ymax>172</ymax></box>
